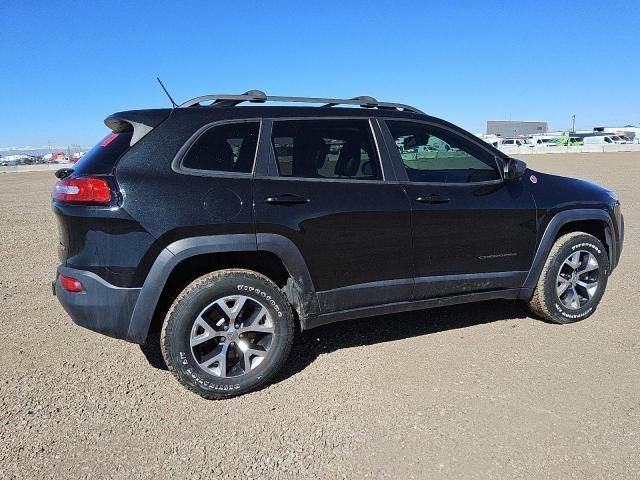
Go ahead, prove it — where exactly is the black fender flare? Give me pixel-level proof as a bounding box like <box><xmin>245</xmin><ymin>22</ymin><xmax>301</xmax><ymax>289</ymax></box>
<box><xmin>126</xmin><ymin>233</ymin><xmax>318</xmax><ymax>343</ymax></box>
<box><xmin>521</xmin><ymin>208</ymin><xmax>614</xmax><ymax>295</ymax></box>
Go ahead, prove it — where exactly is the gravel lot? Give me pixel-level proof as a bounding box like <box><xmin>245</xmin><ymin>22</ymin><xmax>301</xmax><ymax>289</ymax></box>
<box><xmin>1</xmin><ymin>152</ymin><xmax>638</xmax><ymax>479</ymax></box>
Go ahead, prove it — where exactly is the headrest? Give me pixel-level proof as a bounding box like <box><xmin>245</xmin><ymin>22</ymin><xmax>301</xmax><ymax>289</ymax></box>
<box><xmin>335</xmin><ymin>141</ymin><xmax>361</xmax><ymax>177</ymax></box>
<box><xmin>292</xmin><ymin>135</ymin><xmax>329</xmax><ymax>177</ymax></box>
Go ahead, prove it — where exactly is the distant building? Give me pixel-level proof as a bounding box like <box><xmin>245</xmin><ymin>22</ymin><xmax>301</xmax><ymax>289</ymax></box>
<box><xmin>487</xmin><ymin>120</ymin><xmax>548</xmax><ymax>137</ymax></box>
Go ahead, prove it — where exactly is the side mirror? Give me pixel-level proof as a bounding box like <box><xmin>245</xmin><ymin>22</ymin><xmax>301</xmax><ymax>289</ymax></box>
<box><xmin>504</xmin><ymin>157</ymin><xmax>527</xmax><ymax>180</ymax></box>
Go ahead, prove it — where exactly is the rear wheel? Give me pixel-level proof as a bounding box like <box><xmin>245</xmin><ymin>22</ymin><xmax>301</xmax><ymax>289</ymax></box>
<box><xmin>528</xmin><ymin>232</ymin><xmax>609</xmax><ymax>324</ymax></box>
<box><xmin>161</xmin><ymin>269</ymin><xmax>295</xmax><ymax>399</ymax></box>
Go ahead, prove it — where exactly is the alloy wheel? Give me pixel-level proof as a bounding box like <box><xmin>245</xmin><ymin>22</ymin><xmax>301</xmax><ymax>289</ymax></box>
<box><xmin>189</xmin><ymin>295</ymin><xmax>274</xmax><ymax>377</ymax></box>
<box><xmin>556</xmin><ymin>250</ymin><xmax>600</xmax><ymax>310</ymax></box>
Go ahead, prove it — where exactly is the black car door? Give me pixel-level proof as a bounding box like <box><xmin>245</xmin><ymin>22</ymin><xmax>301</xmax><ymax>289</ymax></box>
<box><xmin>252</xmin><ymin>117</ymin><xmax>413</xmax><ymax>313</ymax></box>
<box><xmin>380</xmin><ymin>119</ymin><xmax>537</xmax><ymax>299</ymax></box>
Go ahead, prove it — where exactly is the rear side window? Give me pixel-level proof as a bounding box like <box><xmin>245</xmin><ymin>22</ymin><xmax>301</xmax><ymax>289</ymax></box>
<box><xmin>73</xmin><ymin>131</ymin><xmax>133</xmax><ymax>175</ymax></box>
<box><xmin>182</xmin><ymin>122</ymin><xmax>259</xmax><ymax>173</ymax></box>
<box><xmin>271</xmin><ymin>119</ymin><xmax>381</xmax><ymax>180</ymax></box>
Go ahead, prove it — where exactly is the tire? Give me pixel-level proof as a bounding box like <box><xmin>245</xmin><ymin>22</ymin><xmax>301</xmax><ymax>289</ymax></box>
<box><xmin>161</xmin><ymin>269</ymin><xmax>295</xmax><ymax>399</ymax></box>
<box><xmin>528</xmin><ymin>232</ymin><xmax>609</xmax><ymax>324</ymax></box>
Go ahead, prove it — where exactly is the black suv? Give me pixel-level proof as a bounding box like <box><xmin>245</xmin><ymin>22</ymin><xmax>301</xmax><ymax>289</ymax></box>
<box><xmin>52</xmin><ymin>91</ymin><xmax>624</xmax><ymax>398</ymax></box>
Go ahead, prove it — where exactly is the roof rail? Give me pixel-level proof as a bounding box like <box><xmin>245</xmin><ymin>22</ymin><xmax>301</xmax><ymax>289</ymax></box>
<box><xmin>178</xmin><ymin>90</ymin><xmax>425</xmax><ymax>114</ymax></box>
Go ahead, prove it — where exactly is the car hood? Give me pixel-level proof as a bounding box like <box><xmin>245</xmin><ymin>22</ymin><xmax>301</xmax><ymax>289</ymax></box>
<box><xmin>527</xmin><ymin>169</ymin><xmax>615</xmax><ymax>208</ymax></box>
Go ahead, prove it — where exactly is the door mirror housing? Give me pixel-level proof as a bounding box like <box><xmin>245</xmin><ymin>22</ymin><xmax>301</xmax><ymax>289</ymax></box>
<box><xmin>504</xmin><ymin>157</ymin><xmax>527</xmax><ymax>180</ymax></box>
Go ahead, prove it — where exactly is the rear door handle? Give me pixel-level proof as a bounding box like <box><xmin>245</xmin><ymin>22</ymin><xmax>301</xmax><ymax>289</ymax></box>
<box><xmin>415</xmin><ymin>194</ymin><xmax>451</xmax><ymax>204</ymax></box>
<box><xmin>264</xmin><ymin>194</ymin><xmax>311</xmax><ymax>205</ymax></box>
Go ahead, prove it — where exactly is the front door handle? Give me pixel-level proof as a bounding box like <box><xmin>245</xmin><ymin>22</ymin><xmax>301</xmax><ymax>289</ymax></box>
<box><xmin>264</xmin><ymin>194</ymin><xmax>311</xmax><ymax>205</ymax></box>
<box><xmin>415</xmin><ymin>194</ymin><xmax>451</xmax><ymax>204</ymax></box>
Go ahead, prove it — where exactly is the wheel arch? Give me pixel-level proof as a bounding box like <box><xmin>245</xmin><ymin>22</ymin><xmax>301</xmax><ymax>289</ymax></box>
<box><xmin>522</xmin><ymin>209</ymin><xmax>614</xmax><ymax>295</ymax></box>
<box><xmin>127</xmin><ymin>233</ymin><xmax>319</xmax><ymax>344</ymax></box>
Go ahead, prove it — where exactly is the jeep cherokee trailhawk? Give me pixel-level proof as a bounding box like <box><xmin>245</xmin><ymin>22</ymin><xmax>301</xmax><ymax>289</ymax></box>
<box><xmin>52</xmin><ymin>90</ymin><xmax>624</xmax><ymax>398</ymax></box>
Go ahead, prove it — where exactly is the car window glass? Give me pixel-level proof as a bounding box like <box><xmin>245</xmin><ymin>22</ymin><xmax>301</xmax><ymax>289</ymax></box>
<box><xmin>386</xmin><ymin>120</ymin><xmax>501</xmax><ymax>183</ymax></box>
<box><xmin>271</xmin><ymin>119</ymin><xmax>381</xmax><ymax>180</ymax></box>
<box><xmin>182</xmin><ymin>122</ymin><xmax>259</xmax><ymax>173</ymax></box>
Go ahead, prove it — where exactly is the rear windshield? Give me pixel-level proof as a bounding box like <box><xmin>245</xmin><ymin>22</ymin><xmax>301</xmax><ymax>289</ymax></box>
<box><xmin>73</xmin><ymin>131</ymin><xmax>133</xmax><ymax>175</ymax></box>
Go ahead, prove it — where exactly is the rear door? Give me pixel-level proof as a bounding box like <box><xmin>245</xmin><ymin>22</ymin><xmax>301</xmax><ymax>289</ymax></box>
<box><xmin>252</xmin><ymin>117</ymin><xmax>413</xmax><ymax>313</ymax></box>
<box><xmin>381</xmin><ymin>119</ymin><xmax>537</xmax><ymax>299</ymax></box>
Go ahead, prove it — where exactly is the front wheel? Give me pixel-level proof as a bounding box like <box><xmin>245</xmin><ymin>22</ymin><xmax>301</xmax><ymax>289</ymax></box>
<box><xmin>161</xmin><ymin>269</ymin><xmax>295</xmax><ymax>399</ymax></box>
<box><xmin>527</xmin><ymin>232</ymin><xmax>609</xmax><ymax>324</ymax></box>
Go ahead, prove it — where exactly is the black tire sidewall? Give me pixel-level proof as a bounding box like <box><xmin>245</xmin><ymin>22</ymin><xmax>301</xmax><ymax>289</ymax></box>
<box><xmin>164</xmin><ymin>271</ymin><xmax>293</xmax><ymax>397</ymax></box>
<box><xmin>543</xmin><ymin>235</ymin><xmax>609</xmax><ymax>323</ymax></box>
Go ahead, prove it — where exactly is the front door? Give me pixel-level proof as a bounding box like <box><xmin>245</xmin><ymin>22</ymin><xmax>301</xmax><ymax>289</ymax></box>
<box><xmin>381</xmin><ymin>119</ymin><xmax>537</xmax><ymax>299</ymax></box>
<box><xmin>253</xmin><ymin>117</ymin><xmax>413</xmax><ymax>313</ymax></box>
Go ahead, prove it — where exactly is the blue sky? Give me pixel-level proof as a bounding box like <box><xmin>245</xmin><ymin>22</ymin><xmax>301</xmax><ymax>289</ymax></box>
<box><xmin>0</xmin><ymin>0</ymin><xmax>638</xmax><ymax>147</ymax></box>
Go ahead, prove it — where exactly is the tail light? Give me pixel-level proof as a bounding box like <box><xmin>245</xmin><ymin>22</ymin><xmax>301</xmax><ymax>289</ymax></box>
<box><xmin>59</xmin><ymin>274</ymin><xmax>84</xmax><ymax>293</ymax></box>
<box><xmin>54</xmin><ymin>177</ymin><xmax>111</xmax><ymax>204</ymax></box>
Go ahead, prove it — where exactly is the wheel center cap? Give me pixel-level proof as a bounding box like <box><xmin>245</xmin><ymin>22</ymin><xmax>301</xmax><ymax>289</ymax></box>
<box><xmin>227</xmin><ymin>330</ymin><xmax>238</xmax><ymax>341</ymax></box>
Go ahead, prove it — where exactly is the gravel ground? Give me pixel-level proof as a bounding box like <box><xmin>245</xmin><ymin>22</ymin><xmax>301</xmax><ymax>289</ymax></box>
<box><xmin>0</xmin><ymin>152</ymin><xmax>638</xmax><ymax>479</ymax></box>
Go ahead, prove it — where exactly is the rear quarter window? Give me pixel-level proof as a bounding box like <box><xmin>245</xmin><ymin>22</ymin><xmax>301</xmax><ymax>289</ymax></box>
<box><xmin>180</xmin><ymin>122</ymin><xmax>259</xmax><ymax>174</ymax></box>
<box><xmin>73</xmin><ymin>131</ymin><xmax>133</xmax><ymax>175</ymax></box>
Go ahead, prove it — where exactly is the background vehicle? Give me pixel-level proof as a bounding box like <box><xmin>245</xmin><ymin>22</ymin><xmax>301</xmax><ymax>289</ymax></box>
<box><xmin>584</xmin><ymin>135</ymin><xmax>617</xmax><ymax>144</ymax></box>
<box><xmin>531</xmin><ymin>135</ymin><xmax>559</xmax><ymax>146</ymax></box>
<box><xmin>52</xmin><ymin>91</ymin><xmax>624</xmax><ymax>399</ymax></box>
<box><xmin>497</xmin><ymin>138</ymin><xmax>529</xmax><ymax>147</ymax></box>
<box><xmin>555</xmin><ymin>136</ymin><xmax>584</xmax><ymax>146</ymax></box>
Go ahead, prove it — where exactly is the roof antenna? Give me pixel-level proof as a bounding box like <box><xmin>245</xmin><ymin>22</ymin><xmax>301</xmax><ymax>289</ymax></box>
<box><xmin>156</xmin><ymin>77</ymin><xmax>178</xmax><ymax>109</ymax></box>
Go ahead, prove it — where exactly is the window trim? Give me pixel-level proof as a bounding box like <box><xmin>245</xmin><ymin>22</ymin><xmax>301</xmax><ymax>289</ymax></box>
<box><xmin>171</xmin><ymin>118</ymin><xmax>262</xmax><ymax>178</ymax></box>
<box><xmin>381</xmin><ymin>118</ymin><xmax>506</xmax><ymax>186</ymax></box>
<box><xmin>258</xmin><ymin>117</ymin><xmax>388</xmax><ymax>183</ymax></box>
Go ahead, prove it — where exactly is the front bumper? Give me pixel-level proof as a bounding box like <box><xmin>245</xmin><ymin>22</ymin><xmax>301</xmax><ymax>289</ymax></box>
<box><xmin>617</xmin><ymin>213</ymin><xmax>624</xmax><ymax>268</ymax></box>
<box><xmin>54</xmin><ymin>266</ymin><xmax>141</xmax><ymax>342</ymax></box>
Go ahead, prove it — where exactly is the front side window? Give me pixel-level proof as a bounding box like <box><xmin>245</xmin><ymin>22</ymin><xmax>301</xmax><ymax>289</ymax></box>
<box><xmin>386</xmin><ymin>120</ymin><xmax>501</xmax><ymax>183</ymax></box>
<box><xmin>271</xmin><ymin>119</ymin><xmax>381</xmax><ymax>180</ymax></box>
<box><xmin>182</xmin><ymin>122</ymin><xmax>259</xmax><ymax>173</ymax></box>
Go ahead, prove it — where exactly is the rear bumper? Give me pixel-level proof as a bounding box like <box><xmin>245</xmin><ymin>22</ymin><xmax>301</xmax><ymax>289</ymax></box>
<box><xmin>54</xmin><ymin>266</ymin><xmax>141</xmax><ymax>342</ymax></box>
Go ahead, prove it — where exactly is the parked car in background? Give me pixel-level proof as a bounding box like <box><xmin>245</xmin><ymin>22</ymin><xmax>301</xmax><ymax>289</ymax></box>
<box><xmin>499</xmin><ymin>138</ymin><xmax>528</xmax><ymax>147</ymax></box>
<box><xmin>584</xmin><ymin>135</ymin><xmax>617</xmax><ymax>145</ymax></box>
<box><xmin>531</xmin><ymin>136</ymin><xmax>558</xmax><ymax>146</ymax></box>
<box><xmin>555</xmin><ymin>136</ymin><xmax>584</xmax><ymax>146</ymax></box>
<box><xmin>486</xmin><ymin>138</ymin><xmax>530</xmax><ymax>148</ymax></box>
